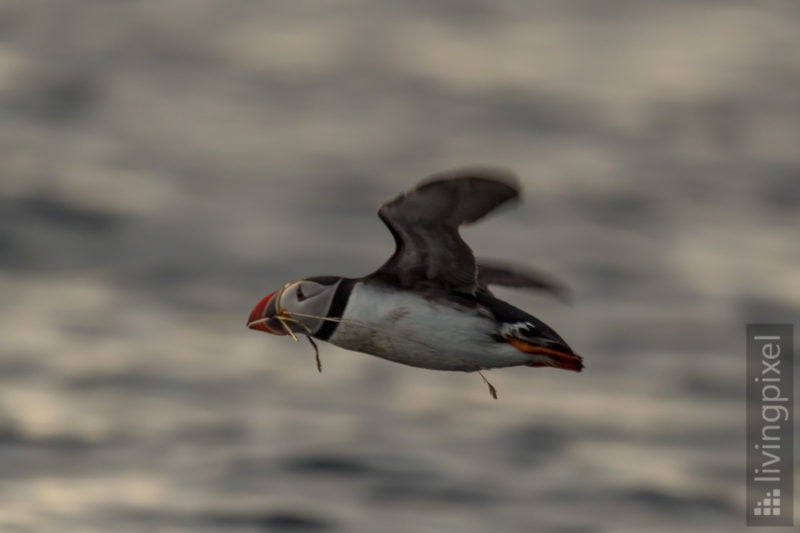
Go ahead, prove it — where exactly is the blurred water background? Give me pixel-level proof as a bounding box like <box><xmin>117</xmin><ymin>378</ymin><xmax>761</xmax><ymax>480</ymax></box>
<box><xmin>1</xmin><ymin>1</ymin><xmax>799</xmax><ymax>532</ymax></box>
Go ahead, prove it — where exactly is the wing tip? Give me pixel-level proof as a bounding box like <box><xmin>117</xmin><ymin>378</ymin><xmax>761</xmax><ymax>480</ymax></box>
<box><xmin>476</xmin><ymin>259</ymin><xmax>574</xmax><ymax>303</ymax></box>
<box><xmin>419</xmin><ymin>165</ymin><xmax>521</xmax><ymax>197</ymax></box>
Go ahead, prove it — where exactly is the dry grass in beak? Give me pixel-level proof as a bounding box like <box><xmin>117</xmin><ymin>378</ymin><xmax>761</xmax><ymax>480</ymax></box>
<box><xmin>270</xmin><ymin>312</ymin><xmax>323</xmax><ymax>372</ymax></box>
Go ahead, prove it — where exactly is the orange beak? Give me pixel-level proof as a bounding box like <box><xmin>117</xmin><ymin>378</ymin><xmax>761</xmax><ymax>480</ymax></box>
<box><xmin>247</xmin><ymin>290</ymin><xmax>287</xmax><ymax>335</ymax></box>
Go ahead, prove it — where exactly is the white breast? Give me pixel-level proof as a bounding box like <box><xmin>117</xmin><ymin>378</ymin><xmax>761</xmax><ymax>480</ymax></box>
<box><xmin>327</xmin><ymin>283</ymin><xmax>530</xmax><ymax>371</ymax></box>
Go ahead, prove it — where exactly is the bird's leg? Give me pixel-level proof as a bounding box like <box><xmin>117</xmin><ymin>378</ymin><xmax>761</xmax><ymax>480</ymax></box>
<box><xmin>478</xmin><ymin>370</ymin><xmax>498</xmax><ymax>400</ymax></box>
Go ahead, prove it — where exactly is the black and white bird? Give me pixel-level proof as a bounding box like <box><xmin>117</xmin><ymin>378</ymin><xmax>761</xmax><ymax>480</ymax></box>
<box><xmin>248</xmin><ymin>168</ymin><xmax>582</xmax><ymax>398</ymax></box>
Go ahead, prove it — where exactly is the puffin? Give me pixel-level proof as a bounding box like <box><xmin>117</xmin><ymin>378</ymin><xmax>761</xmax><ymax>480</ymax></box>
<box><xmin>247</xmin><ymin>167</ymin><xmax>582</xmax><ymax>398</ymax></box>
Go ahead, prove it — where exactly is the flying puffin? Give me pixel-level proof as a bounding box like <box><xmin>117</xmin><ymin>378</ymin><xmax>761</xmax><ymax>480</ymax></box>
<box><xmin>248</xmin><ymin>167</ymin><xmax>582</xmax><ymax>398</ymax></box>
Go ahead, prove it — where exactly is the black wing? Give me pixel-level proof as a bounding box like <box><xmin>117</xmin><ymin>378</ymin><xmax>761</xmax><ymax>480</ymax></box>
<box><xmin>477</xmin><ymin>259</ymin><xmax>572</xmax><ymax>303</ymax></box>
<box><xmin>368</xmin><ymin>167</ymin><xmax>520</xmax><ymax>292</ymax></box>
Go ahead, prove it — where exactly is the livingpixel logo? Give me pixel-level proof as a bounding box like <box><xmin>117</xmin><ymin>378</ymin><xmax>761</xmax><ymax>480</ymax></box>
<box><xmin>752</xmin><ymin>488</ymin><xmax>782</xmax><ymax>517</ymax></box>
<box><xmin>746</xmin><ymin>324</ymin><xmax>794</xmax><ymax>527</ymax></box>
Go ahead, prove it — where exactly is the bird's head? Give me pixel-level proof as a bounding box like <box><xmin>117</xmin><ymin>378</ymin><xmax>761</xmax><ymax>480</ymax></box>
<box><xmin>247</xmin><ymin>276</ymin><xmax>343</xmax><ymax>337</ymax></box>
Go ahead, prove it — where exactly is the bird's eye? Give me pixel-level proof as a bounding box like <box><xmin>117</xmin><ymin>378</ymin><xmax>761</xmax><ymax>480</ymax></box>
<box><xmin>296</xmin><ymin>284</ymin><xmax>306</xmax><ymax>301</ymax></box>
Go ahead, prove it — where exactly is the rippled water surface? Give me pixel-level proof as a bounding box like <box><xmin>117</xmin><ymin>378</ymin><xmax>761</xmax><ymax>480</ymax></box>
<box><xmin>2</xmin><ymin>1</ymin><xmax>799</xmax><ymax>532</ymax></box>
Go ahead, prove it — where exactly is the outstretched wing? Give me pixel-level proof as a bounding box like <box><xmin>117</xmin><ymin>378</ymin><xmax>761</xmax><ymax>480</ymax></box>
<box><xmin>477</xmin><ymin>259</ymin><xmax>572</xmax><ymax>303</ymax></box>
<box><xmin>368</xmin><ymin>167</ymin><xmax>520</xmax><ymax>292</ymax></box>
